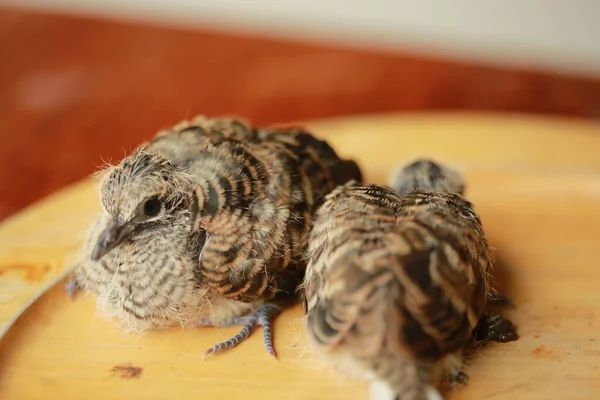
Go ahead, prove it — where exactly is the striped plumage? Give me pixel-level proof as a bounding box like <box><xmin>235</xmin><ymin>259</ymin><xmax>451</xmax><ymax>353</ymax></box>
<box><xmin>389</xmin><ymin>159</ymin><xmax>517</xmax><ymax>345</ymax></box>
<box><xmin>72</xmin><ymin>115</ymin><xmax>362</xmax><ymax>356</ymax></box>
<box><xmin>303</xmin><ymin>181</ymin><xmax>493</xmax><ymax>400</ymax></box>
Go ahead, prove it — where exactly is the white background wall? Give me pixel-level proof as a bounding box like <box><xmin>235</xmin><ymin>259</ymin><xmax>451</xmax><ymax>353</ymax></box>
<box><xmin>3</xmin><ymin>0</ymin><xmax>600</xmax><ymax>77</ymax></box>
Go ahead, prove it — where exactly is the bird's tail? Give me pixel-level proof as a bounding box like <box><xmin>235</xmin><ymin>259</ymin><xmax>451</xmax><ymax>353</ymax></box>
<box><xmin>293</xmin><ymin>130</ymin><xmax>363</xmax><ymax>184</ymax></box>
<box><xmin>369</xmin><ymin>380</ymin><xmax>442</xmax><ymax>400</ymax></box>
<box><xmin>328</xmin><ymin>159</ymin><xmax>363</xmax><ymax>186</ymax></box>
<box><xmin>368</xmin><ymin>355</ymin><xmax>442</xmax><ymax>400</ymax></box>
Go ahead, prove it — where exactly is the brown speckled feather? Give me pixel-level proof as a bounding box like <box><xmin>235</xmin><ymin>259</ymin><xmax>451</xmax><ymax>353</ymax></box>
<box><xmin>303</xmin><ymin>182</ymin><xmax>493</xmax><ymax>400</ymax></box>
<box><xmin>159</xmin><ymin>120</ymin><xmax>363</xmax><ymax>303</ymax></box>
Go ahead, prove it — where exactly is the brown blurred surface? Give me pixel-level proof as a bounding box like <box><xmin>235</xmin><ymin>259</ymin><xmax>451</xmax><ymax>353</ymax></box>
<box><xmin>1</xmin><ymin>7</ymin><xmax>599</xmax><ymax>221</ymax></box>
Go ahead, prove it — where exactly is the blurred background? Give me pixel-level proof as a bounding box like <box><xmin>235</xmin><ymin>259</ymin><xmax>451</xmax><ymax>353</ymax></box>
<box><xmin>0</xmin><ymin>0</ymin><xmax>599</xmax><ymax>221</ymax></box>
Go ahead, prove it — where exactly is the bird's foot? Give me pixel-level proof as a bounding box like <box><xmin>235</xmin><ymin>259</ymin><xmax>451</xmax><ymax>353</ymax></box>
<box><xmin>199</xmin><ymin>303</ymin><xmax>281</xmax><ymax>360</ymax></box>
<box><xmin>449</xmin><ymin>371</ymin><xmax>469</xmax><ymax>386</ymax></box>
<box><xmin>475</xmin><ymin>313</ymin><xmax>518</xmax><ymax>343</ymax></box>
<box><xmin>65</xmin><ymin>275</ymin><xmax>82</xmax><ymax>300</ymax></box>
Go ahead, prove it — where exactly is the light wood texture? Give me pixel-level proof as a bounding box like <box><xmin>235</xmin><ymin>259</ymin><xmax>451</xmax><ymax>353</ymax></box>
<box><xmin>0</xmin><ymin>113</ymin><xmax>599</xmax><ymax>399</ymax></box>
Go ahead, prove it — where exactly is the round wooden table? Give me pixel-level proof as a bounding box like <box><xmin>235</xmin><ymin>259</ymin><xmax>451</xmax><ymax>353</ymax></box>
<box><xmin>1</xmin><ymin>113</ymin><xmax>599</xmax><ymax>399</ymax></box>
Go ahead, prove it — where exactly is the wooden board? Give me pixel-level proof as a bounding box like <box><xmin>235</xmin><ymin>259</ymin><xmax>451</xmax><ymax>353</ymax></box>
<box><xmin>0</xmin><ymin>113</ymin><xmax>599</xmax><ymax>399</ymax></box>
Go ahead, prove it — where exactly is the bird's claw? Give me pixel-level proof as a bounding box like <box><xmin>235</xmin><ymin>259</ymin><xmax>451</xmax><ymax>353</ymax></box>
<box><xmin>65</xmin><ymin>277</ymin><xmax>82</xmax><ymax>300</ymax></box>
<box><xmin>475</xmin><ymin>313</ymin><xmax>518</xmax><ymax>343</ymax></box>
<box><xmin>200</xmin><ymin>303</ymin><xmax>281</xmax><ymax>360</ymax></box>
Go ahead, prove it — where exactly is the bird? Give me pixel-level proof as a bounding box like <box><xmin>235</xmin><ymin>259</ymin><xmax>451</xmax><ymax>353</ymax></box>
<box><xmin>390</xmin><ymin>159</ymin><xmax>517</xmax><ymax>345</ymax></box>
<box><xmin>68</xmin><ymin>115</ymin><xmax>363</xmax><ymax>359</ymax></box>
<box><xmin>302</xmin><ymin>168</ymin><xmax>496</xmax><ymax>399</ymax></box>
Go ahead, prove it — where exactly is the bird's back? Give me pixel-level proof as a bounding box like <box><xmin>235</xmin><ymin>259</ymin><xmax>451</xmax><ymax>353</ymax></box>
<box><xmin>146</xmin><ymin>116</ymin><xmax>257</xmax><ymax>163</ymax></box>
<box><xmin>257</xmin><ymin>127</ymin><xmax>364</xmax><ymax>268</ymax></box>
<box><xmin>145</xmin><ymin>116</ymin><xmax>363</xmax><ymax>304</ymax></box>
<box><xmin>305</xmin><ymin>183</ymin><xmax>491</xmax><ymax>364</ymax></box>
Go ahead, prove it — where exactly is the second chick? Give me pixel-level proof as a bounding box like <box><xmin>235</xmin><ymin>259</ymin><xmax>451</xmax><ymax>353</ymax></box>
<box><xmin>303</xmin><ymin>163</ymin><xmax>494</xmax><ymax>400</ymax></box>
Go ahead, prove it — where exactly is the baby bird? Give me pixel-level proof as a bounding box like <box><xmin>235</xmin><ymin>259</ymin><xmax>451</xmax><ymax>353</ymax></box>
<box><xmin>303</xmin><ymin>163</ymin><xmax>494</xmax><ymax>399</ymax></box>
<box><xmin>70</xmin><ymin>115</ymin><xmax>362</xmax><ymax>358</ymax></box>
<box><xmin>391</xmin><ymin>159</ymin><xmax>518</xmax><ymax>345</ymax></box>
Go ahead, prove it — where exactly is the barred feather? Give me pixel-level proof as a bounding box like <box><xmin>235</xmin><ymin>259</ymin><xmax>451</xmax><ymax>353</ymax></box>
<box><xmin>182</xmin><ymin>125</ymin><xmax>362</xmax><ymax>303</ymax></box>
<box><xmin>303</xmin><ymin>182</ymin><xmax>493</xmax><ymax>400</ymax></box>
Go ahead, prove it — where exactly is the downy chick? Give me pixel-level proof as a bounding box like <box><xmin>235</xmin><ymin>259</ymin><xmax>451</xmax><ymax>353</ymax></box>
<box><xmin>391</xmin><ymin>159</ymin><xmax>518</xmax><ymax>344</ymax></box>
<box><xmin>70</xmin><ymin>116</ymin><xmax>362</xmax><ymax>358</ymax></box>
<box><xmin>303</xmin><ymin>170</ymin><xmax>494</xmax><ymax>399</ymax></box>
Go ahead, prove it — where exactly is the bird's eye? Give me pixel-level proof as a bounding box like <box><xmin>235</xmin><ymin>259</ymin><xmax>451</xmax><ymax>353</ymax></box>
<box><xmin>143</xmin><ymin>197</ymin><xmax>162</xmax><ymax>217</ymax></box>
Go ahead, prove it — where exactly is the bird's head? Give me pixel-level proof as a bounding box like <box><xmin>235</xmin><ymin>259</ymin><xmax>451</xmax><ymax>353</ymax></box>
<box><xmin>390</xmin><ymin>159</ymin><xmax>465</xmax><ymax>196</ymax></box>
<box><xmin>91</xmin><ymin>150</ymin><xmax>194</xmax><ymax>261</ymax></box>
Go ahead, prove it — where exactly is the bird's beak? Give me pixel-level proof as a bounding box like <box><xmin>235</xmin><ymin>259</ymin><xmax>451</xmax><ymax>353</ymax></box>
<box><xmin>91</xmin><ymin>220</ymin><xmax>133</xmax><ymax>261</ymax></box>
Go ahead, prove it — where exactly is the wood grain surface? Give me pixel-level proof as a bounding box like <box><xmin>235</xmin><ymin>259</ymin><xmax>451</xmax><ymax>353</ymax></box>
<box><xmin>0</xmin><ymin>113</ymin><xmax>599</xmax><ymax>400</ymax></box>
<box><xmin>1</xmin><ymin>7</ymin><xmax>600</xmax><ymax>222</ymax></box>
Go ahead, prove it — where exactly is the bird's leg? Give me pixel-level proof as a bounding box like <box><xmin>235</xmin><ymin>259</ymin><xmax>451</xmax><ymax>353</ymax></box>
<box><xmin>200</xmin><ymin>303</ymin><xmax>281</xmax><ymax>360</ymax></box>
<box><xmin>448</xmin><ymin>371</ymin><xmax>469</xmax><ymax>385</ymax></box>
